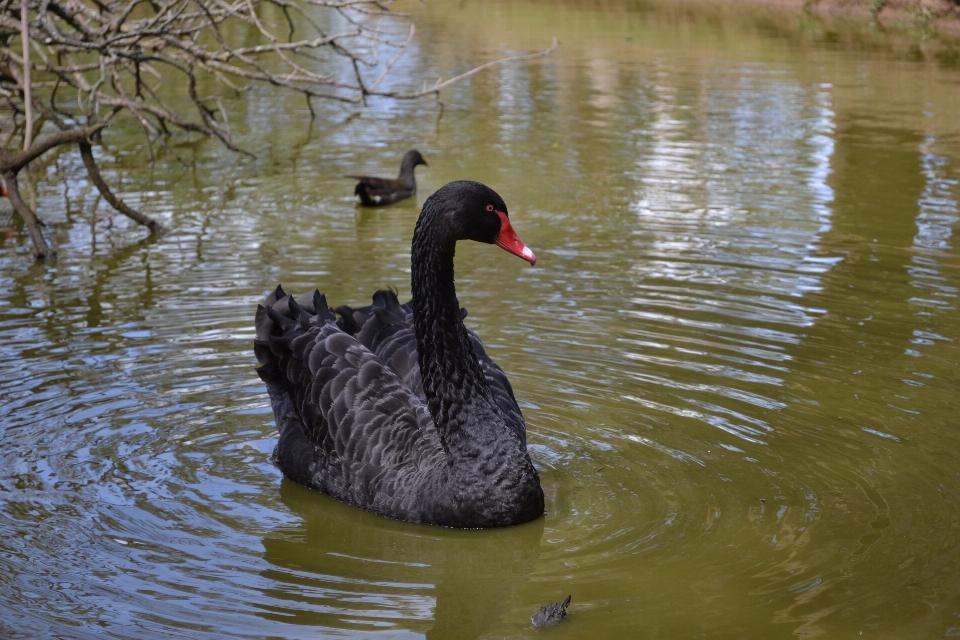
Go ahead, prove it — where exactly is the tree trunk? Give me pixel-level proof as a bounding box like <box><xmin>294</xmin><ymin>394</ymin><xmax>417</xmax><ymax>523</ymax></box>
<box><xmin>3</xmin><ymin>171</ymin><xmax>55</xmax><ymax>260</ymax></box>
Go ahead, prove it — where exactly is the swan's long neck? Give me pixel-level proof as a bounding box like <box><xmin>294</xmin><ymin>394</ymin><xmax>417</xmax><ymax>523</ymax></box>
<box><xmin>411</xmin><ymin>208</ymin><xmax>501</xmax><ymax>455</ymax></box>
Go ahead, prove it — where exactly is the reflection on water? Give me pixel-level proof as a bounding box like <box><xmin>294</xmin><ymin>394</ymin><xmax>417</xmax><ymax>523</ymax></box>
<box><xmin>261</xmin><ymin>481</ymin><xmax>543</xmax><ymax>637</ymax></box>
<box><xmin>3</xmin><ymin>0</ymin><xmax>960</xmax><ymax>637</ymax></box>
<box><xmin>624</xmin><ymin>64</ymin><xmax>837</xmax><ymax>451</ymax></box>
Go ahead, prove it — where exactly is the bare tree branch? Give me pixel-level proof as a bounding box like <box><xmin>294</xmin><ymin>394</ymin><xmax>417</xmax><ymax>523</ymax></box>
<box><xmin>2</xmin><ymin>170</ymin><xmax>55</xmax><ymax>259</ymax></box>
<box><xmin>0</xmin><ymin>122</ymin><xmax>111</xmax><ymax>172</ymax></box>
<box><xmin>1</xmin><ymin>0</ymin><xmax>557</xmax><ymax>259</ymax></box>
<box><xmin>374</xmin><ymin>38</ymin><xmax>560</xmax><ymax>99</ymax></box>
<box><xmin>78</xmin><ymin>140</ymin><xmax>166</xmax><ymax>235</ymax></box>
<box><xmin>367</xmin><ymin>22</ymin><xmax>413</xmax><ymax>92</ymax></box>
<box><xmin>20</xmin><ymin>0</ymin><xmax>34</xmax><ymax>150</ymax></box>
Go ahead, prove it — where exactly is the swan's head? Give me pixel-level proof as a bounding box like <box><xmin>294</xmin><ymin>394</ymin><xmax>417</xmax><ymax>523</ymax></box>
<box><xmin>429</xmin><ymin>180</ymin><xmax>537</xmax><ymax>266</ymax></box>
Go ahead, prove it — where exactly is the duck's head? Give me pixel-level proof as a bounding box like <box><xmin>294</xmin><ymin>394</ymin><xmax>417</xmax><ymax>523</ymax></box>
<box><xmin>403</xmin><ymin>149</ymin><xmax>428</xmax><ymax>169</ymax></box>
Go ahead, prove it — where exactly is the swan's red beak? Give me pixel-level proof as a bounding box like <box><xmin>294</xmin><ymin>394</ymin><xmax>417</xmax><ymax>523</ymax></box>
<box><xmin>495</xmin><ymin>210</ymin><xmax>536</xmax><ymax>266</ymax></box>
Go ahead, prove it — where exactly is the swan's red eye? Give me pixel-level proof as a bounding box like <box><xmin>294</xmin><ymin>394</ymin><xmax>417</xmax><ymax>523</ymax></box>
<box><xmin>486</xmin><ymin>204</ymin><xmax>494</xmax><ymax>212</ymax></box>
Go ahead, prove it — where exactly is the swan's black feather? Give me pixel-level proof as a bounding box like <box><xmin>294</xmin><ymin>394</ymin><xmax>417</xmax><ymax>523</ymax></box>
<box><xmin>258</xmin><ymin>287</ymin><xmax>540</xmax><ymax>526</ymax></box>
<box><xmin>257</xmin><ymin>307</ymin><xmax>447</xmax><ymax>521</ymax></box>
<box><xmin>325</xmin><ymin>290</ymin><xmax>523</xmax><ymax>440</ymax></box>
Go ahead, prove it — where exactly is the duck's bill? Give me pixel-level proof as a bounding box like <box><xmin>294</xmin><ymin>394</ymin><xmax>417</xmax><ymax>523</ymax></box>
<box><xmin>495</xmin><ymin>211</ymin><xmax>537</xmax><ymax>266</ymax></box>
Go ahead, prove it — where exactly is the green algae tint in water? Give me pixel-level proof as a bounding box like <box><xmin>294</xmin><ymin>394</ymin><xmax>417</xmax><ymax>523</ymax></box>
<box><xmin>2</xmin><ymin>1</ymin><xmax>960</xmax><ymax>637</ymax></box>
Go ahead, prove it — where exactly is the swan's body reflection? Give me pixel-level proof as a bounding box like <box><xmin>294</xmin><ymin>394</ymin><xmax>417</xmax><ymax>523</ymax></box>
<box><xmin>258</xmin><ymin>479</ymin><xmax>544</xmax><ymax>637</ymax></box>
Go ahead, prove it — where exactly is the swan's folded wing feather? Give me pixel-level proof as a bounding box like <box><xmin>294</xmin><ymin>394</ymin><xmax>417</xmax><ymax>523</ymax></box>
<box><xmin>371</xmin><ymin>324</ymin><xmax>424</xmax><ymax>400</ymax></box>
<box><xmin>262</xmin><ymin>288</ymin><xmax>527</xmax><ymax>460</ymax></box>
<box><xmin>335</xmin><ymin>290</ymin><xmax>408</xmax><ymax>343</ymax></box>
<box><xmin>257</xmin><ymin>291</ymin><xmax>449</xmax><ymax>521</ymax></box>
<box><xmin>269</xmin><ymin>320</ymin><xmax>444</xmax><ymax>476</ymax></box>
<box><xmin>467</xmin><ymin>331</ymin><xmax>527</xmax><ymax>445</ymax></box>
<box><xmin>351</xmin><ymin>290</ymin><xmax>527</xmax><ymax>444</ymax></box>
<box><xmin>360</xmin><ymin>302</ymin><xmax>527</xmax><ymax>445</ymax></box>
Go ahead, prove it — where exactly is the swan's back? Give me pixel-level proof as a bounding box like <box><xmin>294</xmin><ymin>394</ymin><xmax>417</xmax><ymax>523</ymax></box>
<box><xmin>254</xmin><ymin>286</ymin><xmax>530</xmax><ymax>525</ymax></box>
<box><xmin>255</xmin><ymin>286</ymin><xmax>446</xmax><ymax>520</ymax></box>
<box><xmin>333</xmin><ymin>289</ymin><xmax>526</xmax><ymax>444</ymax></box>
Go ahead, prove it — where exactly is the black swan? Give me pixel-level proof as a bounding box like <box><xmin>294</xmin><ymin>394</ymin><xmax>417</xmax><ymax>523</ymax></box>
<box><xmin>348</xmin><ymin>149</ymin><xmax>427</xmax><ymax>206</ymax></box>
<box><xmin>254</xmin><ymin>180</ymin><xmax>544</xmax><ymax>528</ymax></box>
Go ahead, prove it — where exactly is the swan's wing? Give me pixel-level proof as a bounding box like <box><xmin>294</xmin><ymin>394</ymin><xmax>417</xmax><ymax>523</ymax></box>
<box><xmin>371</xmin><ymin>323</ymin><xmax>424</xmax><ymax>401</ymax></box>
<box><xmin>369</xmin><ymin>321</ymin><xmax>527</xmax><ymax>444</ymax></box>
<box><xmin>255</xmin><ymin>289</ymin><xmax>444</xmax><ymax>494</ymax></box>
<box><xmin>318</xmin><ymin>288</ymin><xmax>527</xmax><ymax>444</ymax></box>
<box><xmin>342</xmin><ymin>292</ymin><xmax>528</xmax><ymax>444</ymax></box>
<box><xmin>335</xmin><ymin>289</ymin><xmax>409</xmax><ymax>346</ymax></box>
<box><xmin>294</xmin><ymin>325</ymin><xmax>442</xmax><ymax>472</ymax></box>
<box><xmin>466</xmin><ymin>330</ymin><xmax>527</xmax><ymax>445</ymax></box>
<box><xmin>330</xmin><ymin>291</ymin><xmax>421</xmax><ymax>396</ymax></box>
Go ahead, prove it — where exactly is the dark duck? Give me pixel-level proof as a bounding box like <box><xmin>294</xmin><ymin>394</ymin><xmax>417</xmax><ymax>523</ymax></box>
<box><xmin>348</xmin><ymin>149</ymin><xmax>427</xmax><ymax>206</ymax></box>
<box><xmin>255</xmin><ymin>181</ymin><xmax>544</xmax><ymax>528</ymax></box>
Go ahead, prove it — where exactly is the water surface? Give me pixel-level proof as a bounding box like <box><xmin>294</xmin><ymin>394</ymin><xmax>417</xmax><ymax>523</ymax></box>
<box><xmin>2</xmin><ymin>1</ymin><xmax>960</xmax><ymax>637</ymax></box>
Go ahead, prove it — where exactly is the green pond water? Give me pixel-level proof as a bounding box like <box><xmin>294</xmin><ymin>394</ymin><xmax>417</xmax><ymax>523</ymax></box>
<box><xmin>2</xmin><ymin>1</ymin><xmax>960</xmax><ymax>637</ymax></box>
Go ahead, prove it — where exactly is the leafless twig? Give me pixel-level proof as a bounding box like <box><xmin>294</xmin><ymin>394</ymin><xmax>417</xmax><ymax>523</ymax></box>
<box><xmin>0</xmin><ymin>0</ymin><xmax>557</xmax><ymax>259</ymax></box>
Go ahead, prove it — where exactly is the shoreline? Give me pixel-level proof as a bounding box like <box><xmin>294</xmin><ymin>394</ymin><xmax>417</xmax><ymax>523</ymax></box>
<box><xmin>722</xmin><ymin>0</ymin><xmax>960</xmax><ymax>37</ymax></box>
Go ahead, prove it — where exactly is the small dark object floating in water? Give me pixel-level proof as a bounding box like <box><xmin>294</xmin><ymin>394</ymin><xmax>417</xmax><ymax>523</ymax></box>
<box><xmin>531</xmin><ymin>595</ymin><xmax>571</xmax><ymax>628</ymax></box>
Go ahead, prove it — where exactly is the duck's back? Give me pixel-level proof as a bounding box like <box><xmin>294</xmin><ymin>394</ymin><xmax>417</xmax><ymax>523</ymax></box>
<box><xmin>349</xmin><ymin>176</ymin><xmax>415</xmax><ymax>206</ymax></box>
